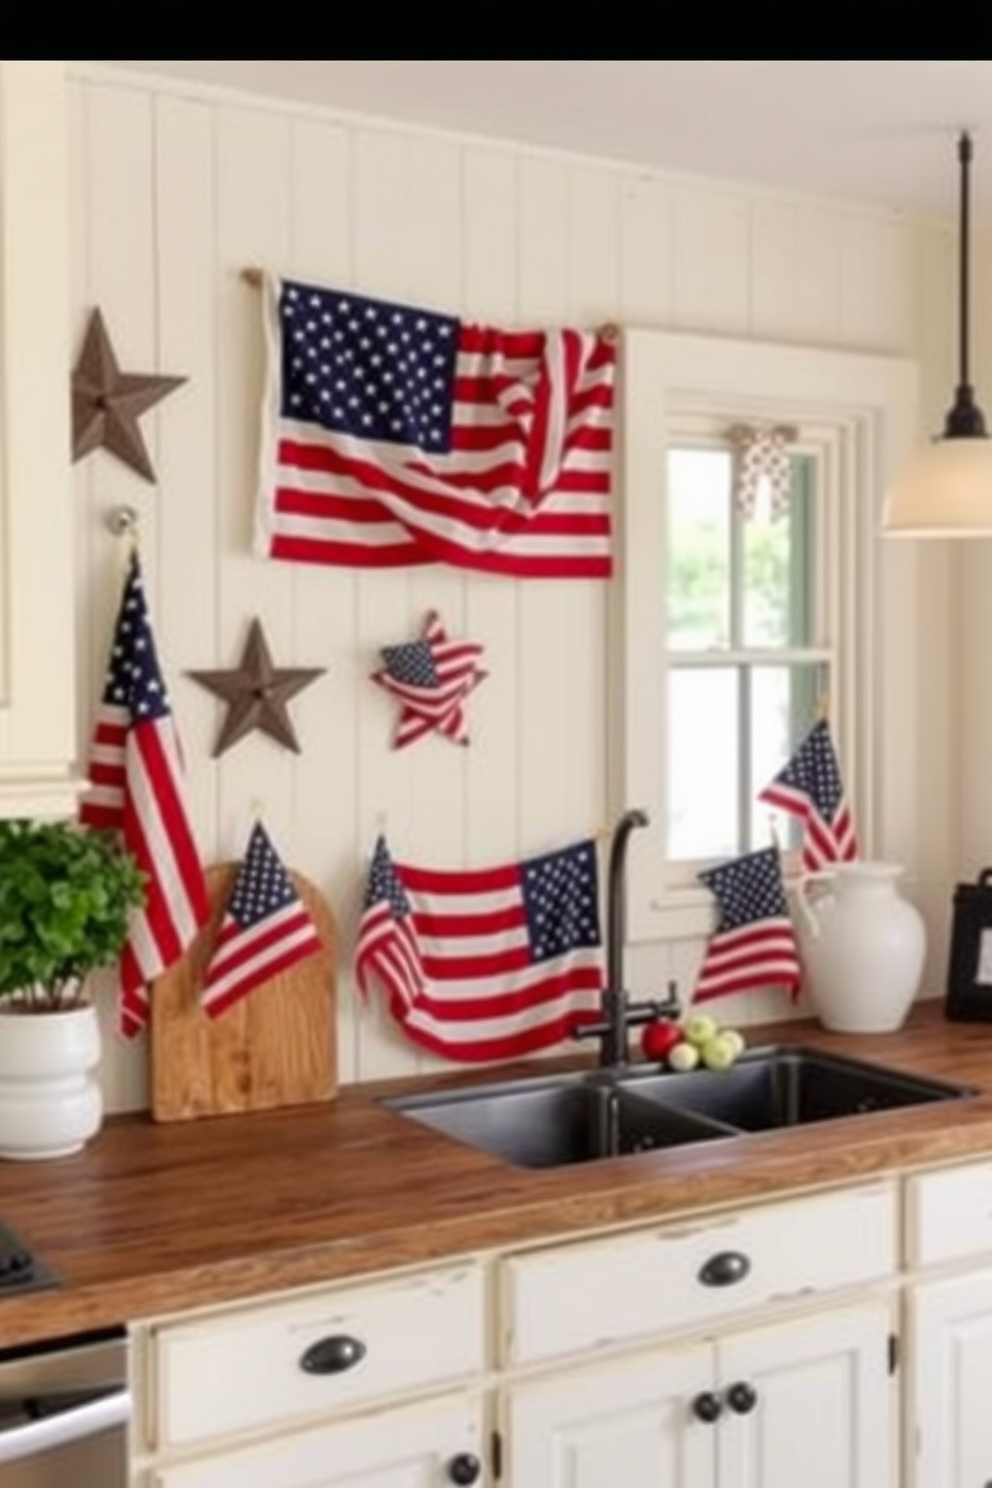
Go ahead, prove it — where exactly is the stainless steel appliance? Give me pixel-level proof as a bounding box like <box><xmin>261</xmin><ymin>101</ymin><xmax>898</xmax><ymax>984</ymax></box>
<box><xmin>0</xmin><ymin>1221</ymin><xmax>128</xmax><ymax>1487</ymax></box>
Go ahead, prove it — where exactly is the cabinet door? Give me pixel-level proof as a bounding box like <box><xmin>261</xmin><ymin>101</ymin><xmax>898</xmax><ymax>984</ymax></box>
<box><xmin>149</xmin><ymin>1390</ymin><xmax>485</xmax><ymax>1488</ymax></box>
<box><xmin>909</xmin><ymin>1267</ymin><xmax>992</xmax><ymax>1488</ymax></box>
<box><xmin>717</xmin><ymin>1302</ymin><xmax>893</xmax><ymax>1488</ymax></box>
<box><xmin>504</xmin><ymin>1341</ymin><xmax>714</xmax><ymax>1488</ymax></box>
<box><xmin>0</xmin><ymin>61</ymin><xmax>77</xmax><ymax>818</ymax></box>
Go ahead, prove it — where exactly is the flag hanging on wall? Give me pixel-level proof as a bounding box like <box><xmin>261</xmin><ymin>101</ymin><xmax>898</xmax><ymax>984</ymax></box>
<box><xmin>758</xmin><ymin>718</ymin><xmax>859</xmax><ymax>871</ymax></box>
<box><xmin>79</xmin><ymin>552</ymin><xmax>209</xmax><ymax>1038</ymax></box>
<box><xmin>253</xmin><ymin>273</ymin><xmax>616</xmax><ymax>579</ymax></box>
<box><xmin>372</xmin><ymin>610</ymin><xmax>487</xmax><ymax>750</ymax></box>
<box><xmin>355</xmin><ymin>835</ymin><xmax>605</xmax><ymax>1061</ymax></box>
<box><xmin>694</xmin><ymin>846</ymin><xmax>802</xmax><ymax>1004</ymax></box>
<box><xmin>201</xmin><ymin>821</ymin><xmax>323</xmax><ymax>1019</ymax></box>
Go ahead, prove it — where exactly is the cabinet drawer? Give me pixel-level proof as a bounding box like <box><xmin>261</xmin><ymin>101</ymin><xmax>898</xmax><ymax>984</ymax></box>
<box><xmin>501</xmin><ymin>1182</ymin><xmax>897</xmax><ymax>1366</ymax></box>
<box><xmin>150</xmin><ymin>1261</ymin><xmax>486</xmax><ymax>1451</ymax></box>
<box><xmin>906</xmin><ymin>1158</ymin><xmax>992</xmax><ymax>1267</ymax></box>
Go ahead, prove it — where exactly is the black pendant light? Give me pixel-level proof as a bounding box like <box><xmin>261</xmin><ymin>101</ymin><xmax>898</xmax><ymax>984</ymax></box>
<box><xmin>883</xmin><ymin>132</ymin><xmax>992</xmax><ymax>535</ymax></box>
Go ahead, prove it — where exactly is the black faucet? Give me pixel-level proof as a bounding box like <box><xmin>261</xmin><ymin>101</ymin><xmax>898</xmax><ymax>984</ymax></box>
<box><xmin>573</xmin><ymin>807</ymin><xmax>681</xmax><ymax>1069</ymax></box>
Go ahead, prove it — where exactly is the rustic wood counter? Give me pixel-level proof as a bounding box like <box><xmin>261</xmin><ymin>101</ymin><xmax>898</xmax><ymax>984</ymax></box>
<box><xmin>2</xmin><ymin>1000</ymin><xmax>992</xmax><ymax>1349</ymax></box>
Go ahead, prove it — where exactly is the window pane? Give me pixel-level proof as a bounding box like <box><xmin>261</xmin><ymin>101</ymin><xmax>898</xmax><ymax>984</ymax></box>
<box><xmin>742</xmin><ymin>455</ymin><xmax>816</xmax><ymax>648</ymax></box>
<box><xmin>666</xmin><ymin>449</ymin><xmax>730</xmax><ymax>651</ymax></box>
<box><xmin>668</xmin><ymin>668</ymin><xmax>739</xmax><ymax>860</ymax></box>
<box><xmin>749</xmin><ymin>664</ymin><xmax>823</xmax><ymax>851</ymax></box>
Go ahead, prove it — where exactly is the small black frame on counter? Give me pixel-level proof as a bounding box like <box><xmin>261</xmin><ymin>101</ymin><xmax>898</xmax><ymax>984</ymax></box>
<box><xmin>945</xmin><ymin>868</ymin><xmax>992</xmax><ymax>1021</ymax></box>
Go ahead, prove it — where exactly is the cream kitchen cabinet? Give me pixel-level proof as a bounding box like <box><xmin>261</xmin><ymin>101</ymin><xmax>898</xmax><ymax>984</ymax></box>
<box><xmin>504</xmin><ymin>1302</ymin><xmax>894</xmax><ymax>1488</ymax></box>
<box><xmin>0</xmin><ymin>61</ymin><xmax>79</xmax><ymax>819</ymax></box>
<box><xmin>905</xmin><ymin>1157</ymin><xmax>992</xmax><ymax>1488</ymax></box>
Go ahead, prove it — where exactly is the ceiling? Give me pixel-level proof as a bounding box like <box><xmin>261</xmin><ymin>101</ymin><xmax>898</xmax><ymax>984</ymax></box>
<box><xmin>85</xmin><ymin>60</ymin><xmax>992</xmax><ymax>220</ymax></box>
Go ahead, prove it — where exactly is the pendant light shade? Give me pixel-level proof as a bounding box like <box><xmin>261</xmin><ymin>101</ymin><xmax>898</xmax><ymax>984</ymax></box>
<box><xmin>883</xmin><ymin>132</ymin><xmax>992</xmax><ymax>536</ymax></box>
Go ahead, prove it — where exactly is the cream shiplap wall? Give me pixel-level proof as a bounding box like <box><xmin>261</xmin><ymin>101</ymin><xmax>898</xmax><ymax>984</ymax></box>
<box><xmin>67</xmin><ymin>66</ymin><xmax>957</xmax><ymax>1113</ymax></box>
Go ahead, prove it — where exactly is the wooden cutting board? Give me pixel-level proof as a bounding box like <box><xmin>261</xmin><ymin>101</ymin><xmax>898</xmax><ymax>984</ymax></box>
<box><xmin>150</xmin><ymin>863</ymin><xmax>337</xmax><ymax>1122</ymax></box>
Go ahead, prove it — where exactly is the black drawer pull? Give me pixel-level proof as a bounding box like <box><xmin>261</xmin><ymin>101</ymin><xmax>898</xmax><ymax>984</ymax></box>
<box><xmin>299</xmin><ymin>1334</ymin><xmax>367</xmax><ymax>1374</ymax></box>
<box><xmin>698</xmin><ymin>1250</ymin><xmax>751</xmax><ymax>1287</ymax></box>
<box><xmin>448</xmin><ymin>1453</ymin><xmax>482</xmax><ymax>1484</ymax></box>
<box><xmin>725</xmin><ymin>1380</ymin><xmax>758</xmax><ymax>1414</ymax></box>
<box><xmin>691</xmin><ymin>1390</ymin><xmax>723</xmax><ymax>1423</ymax></box>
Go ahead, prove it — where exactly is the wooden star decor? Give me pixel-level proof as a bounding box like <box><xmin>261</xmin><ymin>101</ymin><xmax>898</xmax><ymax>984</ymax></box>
<box><xmin>71</xmin><ymin>307</ymin><xmax>187</xmax><ymax>483</ymax></box>
<box><xmin>188</xmin><ymin>619</ymin><xmax>326</xmax><ymax>757</ymax></box>
<box><xmin>372</xmin><ymin>610</ymin><xmax>487</xmax><ymax>750</ymax></box>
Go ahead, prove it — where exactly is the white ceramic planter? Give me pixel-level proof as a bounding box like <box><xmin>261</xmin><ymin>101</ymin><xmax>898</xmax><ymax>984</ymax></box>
<box><xmin>0</xmin><ymin>1004</ymin><xmax>103</xmax><ymax>1159</ymax></box>
<box><xmin>793</xmin><ymin>861</ymin><xmax>927</xmax><ymax>1034</ymax></box>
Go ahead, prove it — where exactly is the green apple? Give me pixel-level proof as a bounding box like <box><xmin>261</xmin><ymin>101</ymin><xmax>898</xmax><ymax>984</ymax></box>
<box><xmin>721</xmin><ymin>1028</ymin><xmax>746</xmax><ymax>1058</ymax></box>
<box><xmin>700</xmin><ymin>1032</ymin><xmax>740</xmax><ymax>1070</ymax></box>
<box><xmin>683</xmin><ymin>1013</ymin><xmax>719</xmax><ymax>1048</ymax></box>
<box><xmin>667</xmin><ymin>1040</ymin><xmax>701</xmax><ymax>1072</ymax></box>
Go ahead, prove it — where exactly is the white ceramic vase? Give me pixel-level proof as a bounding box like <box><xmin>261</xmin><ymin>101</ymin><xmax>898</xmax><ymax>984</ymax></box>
<box><xmin>793</xmin><ymin>861</ymin><xmax>926</xmax><ymax>1034</ymax></box>
<box><xmin>0</xmin><ymin>1004</ymin><xmax>103</xmax><ymax>1159</ymax></box>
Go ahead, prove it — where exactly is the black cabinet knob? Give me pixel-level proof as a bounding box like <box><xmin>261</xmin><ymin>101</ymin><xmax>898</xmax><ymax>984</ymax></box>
<box><xmin>725</xmin><ymin>1380</ymin><xmax>758</xmax><ymax>1414</ymax></box>
<box><xmin>299</xmin><ymin>1334</ymin><xmax>367</xmax><ymax>1375</ymax></box>
<box><xmin>448</xmin><ymin>1452</ymin><xmax>482</xmax><ymax>1484</ymax></box>
<box><xmin>698</xmin><ymin>1251</ymin><xmax>751</xmax><ymax>1287</ymax></box>
<box><xmin>691</xmin><ymin>1390</ymin><xmax>723</xmax><ymax>1423</ymax></box>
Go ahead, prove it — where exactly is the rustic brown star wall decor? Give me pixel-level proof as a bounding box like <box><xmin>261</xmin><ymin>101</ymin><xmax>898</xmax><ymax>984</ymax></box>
<box><xmin>188</xmin><ymin>619</ymin><xmax>326</xmax><ymax>757</ymax></box>
<box><xmin>71</xmin><ymin>307</ymin><xmax>187</xmax><ymax>483</ymax></box>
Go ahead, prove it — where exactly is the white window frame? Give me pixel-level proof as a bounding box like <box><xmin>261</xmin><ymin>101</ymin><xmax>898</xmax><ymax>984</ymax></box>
<box><xmin>614</xmin><ymin>329</ymin><xmax>918</xmax><ymax>944</ymax></box>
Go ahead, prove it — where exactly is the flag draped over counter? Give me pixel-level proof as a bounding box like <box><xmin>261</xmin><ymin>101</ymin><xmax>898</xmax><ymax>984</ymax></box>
<box><xmin>694</xmin><ymin>846</ymin><xmax>801</xmax><ymax>1004</ymax></box>
<box><xmin>254</xmin><ymin>274</ymin><xmax>616</xmax><ymax>578</ymax></box>
<box><xmin>80</xmin><ymin>552</ymin><xmax>209</xmax><ymax>1038</ymax></box>
<box><xmin>355</xmin><ymin>835</ymin><xmax>605</xmax><ymax>1061</ymax></box>
<box><xmin>758</xmin><ymin>718</ymin><xmax>858</xmax><ymax>871</ymax></box>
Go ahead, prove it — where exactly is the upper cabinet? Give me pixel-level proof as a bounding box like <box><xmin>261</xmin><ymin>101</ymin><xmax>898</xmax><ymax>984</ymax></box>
<box><xmin>0</xmin><ymin>62</ymin><xmax>78</xmax><ymax>819</ymax></box>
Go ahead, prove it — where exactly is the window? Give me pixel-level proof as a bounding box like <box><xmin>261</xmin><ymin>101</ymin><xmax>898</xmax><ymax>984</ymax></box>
<box><xmin>616</xmin><ymin>330</ymin><xmax>917</xmax><ymax>942</ymax></box>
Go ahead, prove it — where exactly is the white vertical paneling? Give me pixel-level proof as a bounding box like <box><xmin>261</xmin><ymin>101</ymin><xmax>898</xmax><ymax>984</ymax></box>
<box><xmin>67</xmin><ymin>70</ymin><xmax>947</xmax><ymax>1104</ymax></box>
<box><xmin>619</xmin><ymin>175</ymin><xmax>674</xmax><ymax>327</ymax></box>
<box><xmin>462</xmin><ymin>149</ymin><xmax>520</xmax><ymax>866</ymax></box>
<box><xmin>671</xmin><ymin>184</ymin><xmax>750</xmax><ymax>334</ymax></box>
<box><xmin>154</xmin><ymin>94</ymin><xmax>220</xmax><ymax>872</ymax></box>
<box><xmin>749</xmin><ymin>201</ymin><xmax>843</xmax><ymax>344</ymax></box>
<box><xmin>840</xmin><ymin>214</ymin><xmax>917</xmax><ymax>352</ymax></box>
<box><xmin>214</xmin><ymin>109</ymin><xmax>296</xmax><ymax>857</ymax></box>
<box><xmin>287</xmin><ymin>119</ymin><xmax>361</xmax><ymax>1081</ymax></box>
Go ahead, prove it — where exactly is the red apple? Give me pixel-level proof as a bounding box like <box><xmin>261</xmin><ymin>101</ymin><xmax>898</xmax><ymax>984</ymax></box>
<box><xmin>640</xmin><ymin>1020</ymin><xmax>683</xmax><ymax>1062</ymax></box>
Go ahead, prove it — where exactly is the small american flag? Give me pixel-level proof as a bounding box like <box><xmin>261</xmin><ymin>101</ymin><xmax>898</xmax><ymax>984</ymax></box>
<box><xmin>694</xmin><ymin>847</ymin><xmax>801</xmax><ymax>1004</ymax></box>
<box><xmin>254</xmin><ymin>274</ymin><xmax>615</xmax><ymax>578</ymax></box>
<box><xmin>201</xmin><ymin>821</ymin><xmax>322</xmax><ymax>1019</ymax></box>
<box><xmin>355</xmin><ymin>835</ymin><xmax>604</xmax><ymax>1061</ymax></box>
<box><xmin>758</xmin><ymin>719</ymin><xmax>858</xmax><ymax>871</ymax></box>
<box><xmin>374</xmin><ymin>611</ymin><xmax>486</xmax><ymax>749</ymax></box>
<box><xmin>80</xmin><ymin>552</ymin><xmax>209</xmax><ymax>1038</ymax></box>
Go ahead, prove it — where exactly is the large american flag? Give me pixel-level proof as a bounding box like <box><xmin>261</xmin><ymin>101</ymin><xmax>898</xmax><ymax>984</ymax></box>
<box><xmin>254</xmin><ymin>274</ymin><xmax>616</xmax><ymax>578</ymax></box>
<box><xmin>758</xmin><ymin>719</ymin><xmax>858</xmax><ymax>871</ymax></box>
<box><xmin>80</xmin><ymin>553</ymin><xmax>209</xmax><ymax>1038</ymax></box>
<box><xmin>201</xmin><ymin>821</ymin><xmax>322</xmax><ymax>1019</ymax></box>
<box><xmin>355</xmin><ymin>836</ymin><xmax>605</xmax><ymax>1061</ymax></box>
<box><xmin>373</xmin><ymin>611</ymin><xmax>486</xmax><ymax>750</ymax></box>
<box><xmin>694</xmin><ymin>847</ymin><xmax>802</xmax><ymax>1003</ymax></box>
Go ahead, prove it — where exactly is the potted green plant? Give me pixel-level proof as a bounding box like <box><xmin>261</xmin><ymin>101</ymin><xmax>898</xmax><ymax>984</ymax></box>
<box><xmin>0</xmin><ymin>818</ymin><xmax>146</xmax><ymax>1160</ymax></box>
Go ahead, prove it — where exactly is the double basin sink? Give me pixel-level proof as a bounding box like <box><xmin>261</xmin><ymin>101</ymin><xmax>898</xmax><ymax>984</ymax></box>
<box><xmin>385</xmin><ymin>1045</ymin><xmax>977</xmax><ymax>1169</ymax></box>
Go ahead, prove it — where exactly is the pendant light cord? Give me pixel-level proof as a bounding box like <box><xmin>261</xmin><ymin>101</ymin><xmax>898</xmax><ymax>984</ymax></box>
<box><xmin>946</xmin><ymin>130</ymin><xmax>987</xmax><ymax>438</ymax></box>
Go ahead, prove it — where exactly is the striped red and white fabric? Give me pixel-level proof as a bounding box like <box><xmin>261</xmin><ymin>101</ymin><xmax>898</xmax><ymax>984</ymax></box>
<box><xmin>79</xmin><ymin>552</ymin><xmax>209</xmax><ymax>1038</ymax></box>
<box><xmin>254</xmin><ymin>274</ymin><xmax>616</xmax><ymax>579</ymax></box>
<box><xmin>355</xmin><ymin>835</ymin><xmax>604</xmax><ymax>1061</ymax></box>
<box><xmin>373</xmin><ymin>611</ymin><xmax>486</xmax><ymax>750</ymax></box>
<box><xmin>201</xmin><ymin>821</ymin><xmax>322</xmax><ymax>1019</ymax></box>
<box><xmin>694</xmin><ymin>847</ymin><xmax>802</xmax><ymax>1004</ymax></box>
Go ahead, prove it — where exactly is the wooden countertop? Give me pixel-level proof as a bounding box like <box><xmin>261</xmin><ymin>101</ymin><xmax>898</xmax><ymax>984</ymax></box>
<box><xmin>2</xmin><ymin>999</ymin><xmax>992</xmax><ymax>1349</ymax></box>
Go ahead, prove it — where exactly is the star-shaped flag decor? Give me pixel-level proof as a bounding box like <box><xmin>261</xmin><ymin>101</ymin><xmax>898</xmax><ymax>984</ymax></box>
<box><xmin>188</xmin><ymin>619</ymin><xmax>326</xmax><ymax>757</ymax></box>
<box><xmin>373</xmin><ymin>611</ymin><xmax>487</xmax><ymax>750</ymax></box>
<box><xmin>71</xmin><ymin>307</ymin><xmax>187</xmax><ymax>483</ymax></box>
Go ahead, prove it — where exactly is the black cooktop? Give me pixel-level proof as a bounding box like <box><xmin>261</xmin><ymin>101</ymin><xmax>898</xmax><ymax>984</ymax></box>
<box><xmin>0</xmin><ymin>1221</ymin><xmax>57</xmax><ymax>1297</ymax></box>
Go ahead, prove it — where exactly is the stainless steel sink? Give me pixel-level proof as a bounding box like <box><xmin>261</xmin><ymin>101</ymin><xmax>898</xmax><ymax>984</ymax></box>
<box><xmin>384</xmin><ymin>1045</ymin><xmax>977</xmax><ymax>1169</ymax></box>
